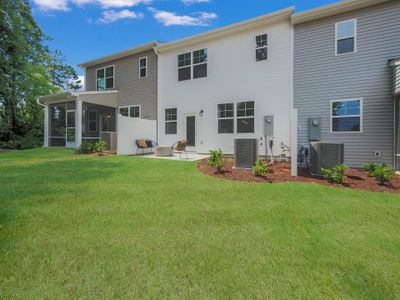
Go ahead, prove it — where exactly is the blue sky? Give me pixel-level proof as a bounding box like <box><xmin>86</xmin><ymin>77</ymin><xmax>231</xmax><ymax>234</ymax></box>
<box><xmin>31</xmin><ymin>0</ymin><xmax>340</xmax><ymax>76</ymax></box>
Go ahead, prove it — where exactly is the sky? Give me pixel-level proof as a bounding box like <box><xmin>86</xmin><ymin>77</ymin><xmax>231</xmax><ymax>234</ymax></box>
<box><xmin>31</xmin><ymin>0</ymin><xmax>340</xmax><ymax>77</ymax></box>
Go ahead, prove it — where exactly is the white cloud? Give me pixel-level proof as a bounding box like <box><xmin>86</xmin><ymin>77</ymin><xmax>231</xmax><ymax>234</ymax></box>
<box><xmin>98</xmin><ymin>9</ymin><xmax>144</xmax><ymax>23</ymax></box>
<box><xmin>96</xmin><ymin>0</ymin><xmax>151</xmax><ymax>8</ymax></box>
<box><xmin>182</xmin><ymin>0</ymin><xmax>210</xmax><ymax>5</ymax></box>
<box><xmin>148</xmin><ymin>8</ymin><xmax>217</xmax><ymax>26</ymax></box>
<box><xmin>33</xmin><ymin>0</ymin><xmax>69</xmax><ymax>11</ymax></box>
<box><xmin>33</xmin><ymin>0</ymin><xmax>150</xmax><ymax>11</ymax></box>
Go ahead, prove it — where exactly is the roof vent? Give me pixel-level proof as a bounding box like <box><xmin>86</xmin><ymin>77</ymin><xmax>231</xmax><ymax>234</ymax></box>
<box><xmin>234</xmin><ymin>139</ymin><xmax>258</xmax><ymax>169</ymax></box>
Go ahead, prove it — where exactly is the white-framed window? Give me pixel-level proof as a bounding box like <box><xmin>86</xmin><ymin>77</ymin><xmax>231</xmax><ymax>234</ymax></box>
<box><xmin>178</xmin><ymin>48</ymin><xmax>207</xmax><ymax>81</ymax></box>
<box><xmin>165</xmin><ymin>108</ymin><xmax>177</xmax><ymax>134</ymax></box>
<box><xmin>331</xmin><ymin>99</ymin><xmax>362</xmax><ymax>133</ymax></box>
<box><xmin>255</xmin><ymin>34</ymin><xmax>268</xmax><ymax>61</ymax></box>
<box><xmin>217</xmin><ymin>103</ymin><xmax>234</xmax><ymax>134</ymax></box>
<box><xmin>139</xmin><ymin>57</ymin><xmax>147</xmax><ymax>78</ymax></box>
<box><xmin>96</xmin><ymin>65</ymin><xmax>114</xmax><ymax>90</ymax></box>
<box><xmin>237</xmin><ymin>101</ymin><xmax>255</xmax><ymax>133</ymax></box>
<box><xmin>88</xmin><ymin>110</ymin><xmax>98</xmax><ymax>132</ymax></box>
<box><xmin>119</xmin><ymin>105</ymin><xmax>141</xmax><ymax>118</ymax></box>
<box><xmin>335</xmin><ymin>19</ymin><xmax>357</xmax><ymax>55</ymax></box>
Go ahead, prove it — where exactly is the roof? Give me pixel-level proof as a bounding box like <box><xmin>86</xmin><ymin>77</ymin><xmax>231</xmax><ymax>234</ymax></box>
<box><xmin>155</xmin><ymin>7</ymin><xmax>295</xmax><ymax>53</ymax></box>
<box><xmin>78</xmin><ymin>41</ymin><xmax>159</xmax><ymax>68</ymax></box>
<box><xmin>38</xmin><ymin>90</ymin><xmax>119</xmax><ymax>104</ymax></box>
<box><xmin>292</xmin><ymin>0</ymin><xmax>395</xmax><ymax>24</ymax></box>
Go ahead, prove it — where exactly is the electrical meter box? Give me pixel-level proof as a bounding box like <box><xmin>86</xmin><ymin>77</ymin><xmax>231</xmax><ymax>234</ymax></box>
<box><xmin>309</xmin><ymin>117</ymin><xmax>321</xmax><ymax>141</ymax></box>
<box><xmin>264</xmin><ymin>115</ymin><xmax>274</xmax><ymax>136</ymax></box>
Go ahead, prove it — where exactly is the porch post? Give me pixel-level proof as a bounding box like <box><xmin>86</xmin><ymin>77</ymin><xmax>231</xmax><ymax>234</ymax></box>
<box><xmin>44</xmin><ymin>104</ymin><xmax>49</xmax><ymax>147</ymax></box>
<box><xmin>76</xmin><ymin>99</ymin><xmax>82</xmax><ymax>149</ymax></box>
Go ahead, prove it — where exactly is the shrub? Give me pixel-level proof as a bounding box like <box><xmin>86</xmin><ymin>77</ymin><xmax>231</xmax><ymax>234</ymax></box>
<box><xmin>91</xmin><ymin>141</ymin><xmax>107</xmax><ymax>155</ymax></box>
<box><xmin>321</xmin><ymin>164</ymin><xmax>348</xmax><ymax>184</ymax></box>
<box><xmin>208</xmin><ymin>149</ymin><xmax>223</xmax><ymax>173</ymax></box>
<box><xmin>253</xmin><ymin>159</ymin><xmax>269</xmax><ymax>177</ymax></box>
<box><xmin>371</xmin><ymin>164</ymin><xmax>394</xmax><ymax>185</ymax></box>
<box><xmin>363</xmin><ymin>162</ymin><xmax>388</xmax><ymax>176</ymax></box>
<box><xmin>77</xmin><ymin>142</ymin><xmax>94</xmax><ymax>154</ymax></box>
<box><xmin>19</xmin><ymin>131</ymin><xmax>42</xmax><ymax>149</ymax></box>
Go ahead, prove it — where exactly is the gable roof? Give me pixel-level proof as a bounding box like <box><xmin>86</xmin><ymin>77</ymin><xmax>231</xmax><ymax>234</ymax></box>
<box><xmin>78</xmin><ymin>41</ymin><xmax>159</xmax><ymax>68</ymax></box>
<box><xmin>155</xmin><ymin>7</ymin><xmax>294</xmax><ymax>53</ymax></box>
<box><xmin>292</xmin><ymin>0</ymin><xmax>395</xmax><ymax>24</ymax></box>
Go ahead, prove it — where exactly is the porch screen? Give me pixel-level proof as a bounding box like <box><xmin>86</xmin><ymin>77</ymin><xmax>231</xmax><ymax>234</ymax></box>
<box><xmin>49</xmin><ymin>102</ymin><xmax>66</xmax><ymax>147</ymax></box>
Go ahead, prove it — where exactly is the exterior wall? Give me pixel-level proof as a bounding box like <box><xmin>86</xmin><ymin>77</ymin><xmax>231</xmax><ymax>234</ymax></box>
<box><xmin>294</xmin><ymin>1</ymin><xmax>400</xmax><ymax>167</ymax></box>
<box><xmin>85</xmin><ymin>49</ymin><xmax>158</xmax><ymax>120</ymax></box>
<box><xmin>158</xmin><ymin>20</ymin><xmax>293</xmax><ymax>155</ymax></box>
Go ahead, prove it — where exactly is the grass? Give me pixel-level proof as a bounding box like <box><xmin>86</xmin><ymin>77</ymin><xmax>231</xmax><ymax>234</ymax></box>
<box><xmin>0</xmin><ymin>149</ymin><xmax>399</xmax><ymax>299</ymax></box>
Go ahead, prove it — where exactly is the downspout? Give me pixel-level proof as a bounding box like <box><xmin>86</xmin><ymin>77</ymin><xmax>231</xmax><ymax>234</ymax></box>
<box><xmin>153</xmin><ymin>44</ymin><xmax>160</xmax><ymax>146</ymax></box>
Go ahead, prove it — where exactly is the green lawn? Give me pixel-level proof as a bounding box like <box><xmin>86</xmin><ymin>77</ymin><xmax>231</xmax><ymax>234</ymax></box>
<box><xmin>0</xmin><ymin>149</ymin><xmax>399</xmax><ymax>299</ymax></box>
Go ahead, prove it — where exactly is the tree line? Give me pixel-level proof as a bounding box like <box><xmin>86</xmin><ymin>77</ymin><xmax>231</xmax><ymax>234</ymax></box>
<box><xmin>0</xmin><ymin>0</ymin><xmax>81</xmax><ymax>149</ymax></box>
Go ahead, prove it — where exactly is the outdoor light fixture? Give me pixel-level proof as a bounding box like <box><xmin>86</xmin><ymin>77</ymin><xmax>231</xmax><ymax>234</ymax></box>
<box><xmin>107</xmin><ymin>113</ymin><xmax>112</xmax><ymax>119</ymax></box>
<box><xmin>199</xmin><ymin>109</ymin><xmax>204</xmax><ymax>117</ymax></box>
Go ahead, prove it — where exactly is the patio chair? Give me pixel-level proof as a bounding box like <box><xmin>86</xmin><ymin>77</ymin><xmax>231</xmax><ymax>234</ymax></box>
<box><xmin>136</xmin><ymin>139</ymin><xmax>157</xmax><ymax>155</ymax></box>
<box><xmin>173</xmin><ymin>140</ymin><xmax>188</xmax><ymax>160</ymax></box>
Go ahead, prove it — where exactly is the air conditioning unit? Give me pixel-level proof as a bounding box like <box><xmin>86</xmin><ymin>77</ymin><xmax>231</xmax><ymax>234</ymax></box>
<box><xmin>234</xmin><ymin>139</ymin><xmax>258</xmax><ymax>169</ymax></box>
<box><xmin>100</xmin><ymin>132</ymin><xmax>117</xmax><ymax>152</ymax></box>
<box><xmin>310</xmin><ymin>142</ymin><xmax>344</xmax><ymax>175</ymax></box>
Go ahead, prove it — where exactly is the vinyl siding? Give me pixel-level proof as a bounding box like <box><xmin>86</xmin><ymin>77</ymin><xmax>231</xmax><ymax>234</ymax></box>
<box><xmin>85</xmin><ymin>49</ymin><xmax>158</xmax><ymax>120</ymax></box>
<box><xmin>294</xmin><ymin>0</ymin><xmax>400</xmax><ymax>167</ymax></box>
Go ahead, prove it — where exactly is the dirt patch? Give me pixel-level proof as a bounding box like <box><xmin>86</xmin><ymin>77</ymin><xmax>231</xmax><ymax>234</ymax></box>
<box><xmin>198</xmin><ymin>158</ymin><xmax>400</xmax><ymax>194</ymax></box>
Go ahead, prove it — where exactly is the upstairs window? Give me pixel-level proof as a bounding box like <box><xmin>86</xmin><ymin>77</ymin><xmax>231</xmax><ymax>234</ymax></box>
<box><xmin>178</xmin><ymin>48</ymin><xmax>207</xmax><ymax>81</ymax></box>
<box><xmin>255</xmin><ymin>34</ymin><xmax>268</xmax><ymax>61</ymax></box>
<box><xmin>178</xmin><ymin>52</ymin><xmax>191</xmax><ymax>81</ymax></box>
<box><xmin>218</xmin><ymin>103</ymin><xmax>234</xmax><ymax>134</ymax></box>
<box><xmin>96</xmin><ymin>66</ymin><xmax>114</xmax><ymax>90</ymax></box>
<box><xmin>331</xmin><ymin>99</ymin><xmax>362</xmax><ymax>132</ymax></box>
<box><xmin>237</xmin><ymin>101</ymin><xmax>255</xmax><ymax>133</ymax></box>
<box><xmin>165</xmin><ymin>108</ymin><xmax>177</xmax><ymax>134</ymax></box>
<box><xmin>139</xmin><ymin>57</ymin><xmax>147</xmax><ymax>78</ymax></box>
<box><xmin>335</xmin><ymin>19</ymin><xmax>356</xmax><ymax>55</ymax></box>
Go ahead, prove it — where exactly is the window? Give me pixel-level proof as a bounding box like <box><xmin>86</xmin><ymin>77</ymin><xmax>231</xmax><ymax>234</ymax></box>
<box><xmin>335</xmin><ymin>19</ymin><xmax>356</xmax><ymax>55</ymax></box>
<box><xmin>178</xmin><ymin>49</ymin><xmax>207</xmax><ymax>81</ymax></box>
<box><xmin>237</xmin><ymin>101</ymin><xmax>255</xmax><ymax>133</ymax></box>
<box><xmin>165</xmin><ymin>108</ymin><xmax>177</xmax><ymax>134</ymax></box>
<box><xmin>96</xmin><ymin>66</ymin><xmax>114</xmax><ymax>90</ymax></box>
<box><xmin>331</xmin><ymin>99</ymin><xmax>361</xmax><ymax>132</ymax></box>
<box><xmin>255</xmin><ymin>34</ymin><xmax>268</xmax><ymax>61</ymax></box>
<box><xmin>88</xmin><ymin>111</ymin><xmax>97</xmax><ymax>132</ymax></box>
<box><xmin>119</xmin><ymin>105</ymin><xmax>140</xmax><ymax>118</ymax></box>
<box><xmin>139</xmin><ymin>57</ymin><xmax>147</xmax><ymax>78</ymax></box>
<box><xmin>193</xmin><ymin>49</ymin><xmax>207</xmax><ymax>79</ymax></box>
<box><xmin>218</xmin><ymin>103</ymin><xmax>234</xmax><ymax>133</ymax></box>
<box><xmin>178</xmin><ymin>52</ymin><xmax>191</xmax><ymax>81</ymax></box>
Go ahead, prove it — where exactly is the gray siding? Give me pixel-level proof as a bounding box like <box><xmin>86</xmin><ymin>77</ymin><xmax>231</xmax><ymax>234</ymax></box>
<box><xmin>85</xmin><ymin>49</ymin><xmax>158</xmax><ymax>120</ymax></box>
<box><xmin>294</xmin><ymin>1</ymin><xmax>400</xmax><ymax>167</ymax></box>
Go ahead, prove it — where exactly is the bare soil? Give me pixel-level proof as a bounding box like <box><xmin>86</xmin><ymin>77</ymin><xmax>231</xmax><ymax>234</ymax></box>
<box><xmin>198</xmin><ymin>158</ymin><xmax>400</xmax><ymax>194</ymax></box>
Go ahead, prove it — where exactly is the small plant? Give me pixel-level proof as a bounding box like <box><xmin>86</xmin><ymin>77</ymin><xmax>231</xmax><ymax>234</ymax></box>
<box><xmin>371</xmin><ymin>164</ymin><xmax>394</xmax><ymax>185</ymax></box>
<box><xmin>91</xmin><ymin>141</ymin><xmax>107</xmax><ymax>155</ymax></box>
<box><xmin>321</xmin><ymin>164</ymin><xmax>348</xmax><ymax>184</ymax></box>
<box><xmin>363</xmin><ymin>162</ymin><xmax>388</xmax><ymax>176</ymax></box>
<box><xmin>253</xmin><ymin>159</ymin><xmax>269</xmax><ymax>177</ymax></box>
<box><xmin>77</xmin><ymin>142</ymin><xmax>94</xmax><ymax>154</ymax></box>
<box><xmin>208</xmin><ymin>149</ymin><xmax>223</xmax><ymax>173</ymax></box>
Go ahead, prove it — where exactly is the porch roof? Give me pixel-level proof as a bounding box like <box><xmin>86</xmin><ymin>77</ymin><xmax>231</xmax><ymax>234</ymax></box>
<box><xmin>38</xmin><ymin>90</ymin><xmax>119</xmax><ymax>108</ymax></box>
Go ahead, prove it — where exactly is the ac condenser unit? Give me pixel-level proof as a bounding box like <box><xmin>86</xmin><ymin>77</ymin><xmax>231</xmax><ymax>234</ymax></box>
<box><xmin>100</xmin><ymin>132</ymin><xmax>118</xmax><ymax>153</ymax></box>
<box><xmin>234</xmin><ymin>139</ymin><xmax>258</xmax><ymax>169</ymax></box>
<box><xmin>310</xmin><ymin>142</ymin><xmax>344</xmax><ymax>175</ymax></box>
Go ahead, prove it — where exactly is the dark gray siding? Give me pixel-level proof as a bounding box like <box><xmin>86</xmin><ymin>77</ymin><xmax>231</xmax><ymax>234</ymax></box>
<box><xmin>294</xmin><ymin>1</ymin><xmax>400</xmax><ymax>167</ymax></box>
<box><xmin>85</xmin><ymin>49</ymin><xmax>158</xmax><ymax>120</ymax></box>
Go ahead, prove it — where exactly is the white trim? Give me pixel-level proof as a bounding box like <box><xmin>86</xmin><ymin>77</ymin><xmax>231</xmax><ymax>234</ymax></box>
<box><xmin>119</xmin><ymin>105</ymin><xmax>141</xmax><ymax>118</ymax></box>
<box><xmin>330</xmin><ymin>98</ymin><xmax>363</xmax><ymax>133</ymax></box>
<box><xmin>335</xmin><ymin>19</ymin><xmax>357</xmax><ymax>56</ymax></box>
<box><xmin>139</xmin><ymin>56</ymin><xmax>148</xmax><ymax>79</ymax></box>
<box><xmin>95</xmin><ymin>65</ymin><xmax>115</xmax><ymax>90</ymax></box>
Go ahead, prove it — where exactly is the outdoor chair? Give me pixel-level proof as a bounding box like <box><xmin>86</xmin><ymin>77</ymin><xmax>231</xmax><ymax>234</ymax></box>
<box><xmin>172</xmin><ymin>140</ymin><xmax>188</xmax><ymax>160</ymax></box>
<box><xmin>136</xmin><ymin>139</ymin><xmax>157</xmax><ymax>155</ymax></box>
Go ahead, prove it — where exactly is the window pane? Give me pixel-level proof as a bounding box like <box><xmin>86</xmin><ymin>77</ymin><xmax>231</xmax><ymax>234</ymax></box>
<box><xmin>140</xmin><ymin>58</ymin><xmax>147</xmax><ymax>68</ymax></box>
<box><xmin>97</xmin><ymin>69</ymin><xmax>104</xmax><ymax>79</ymax></box>
<box><xmin>97</xmin><ymin>79</ymin><xmax>105</xmax><ymax>90</ymax></box>
<box><xmin>337</xmin><ymin>20</ymin><xmax>355</xmax><ymax>38</ymax></box>
<box><xmin>332</xmin><ymin>117</ymin><xmax>360</xmax><ymax>132</ymax></box>
<box><xmin>165</xmin><ymin>108</ymin><xmax>177</xmax><ymax>121</ymax></box>
<box><xmin>89</xmin><ymin>111</ymin><xmax>97</xmax><ymax>121</ymax></box>
<box><xmin>193</xmin><ymin>49</ymin><xmax>207</xmax><ymax>64</ymax></box>
<box><xmin>89</xmin><ymin>121</ymin><xmax>97</xmax><ymax>132</ymax></box>
<box><xmin>193</xmin><ymin>64</ymin><xmax>207</xmax><ymax>79</ymax></box>
<box><xmin>67</xmin><ymin>111</ymin><xmax>75</xmax><ymax>127</ymax></box>
<box><xmin>218</xmin><ymin>103</ymin><xmax>234</xmax><ymax>118</ymax></box>
<box><xmin>237</xmin><ymin>118</ymin><xmax>254</xmax><ymax>133</ymax></box>
<box><xmin>256</xmin><ymin>48</ymin><xmax>267</xmax><ymax>61</ymax></box>
<box><xmin>105</xmin><ymin>66</ymin><xmax>113</xmax><ymax>77</ymax></box>
<box><xmin>165</xmin><ymin>122</ymin><xmax>177</xmax><ymax>134</ymax></box>
<box><xmin>256</xmin><ymin>34</ymin><xmax>267</xmax><ymax>48</ymax></box>
<box><xmin>332</xmin><ymin>100</ymin><xmax>360</xmax><ymax>116</ymax></box>
<box><xmin>337</xmin><ymin>37</ymin><xmax>354</xmax><ymax>54</ymax></box>
<box><xmin>119</xmin><ymin>107</ymin><xmax>128</xmax><ymax>117</ymax></box>
<box><xmin>106</xmin><ymin>77</ymin><xmax>113</xmax><ymax>88</ymax></box>
<box><xmin>218</xmin><ymin>119</ymin><xmax>234</xmax><ymax>133</ymax></box>
<box><xmin>178</xmin><ymin>67</ymin><xmax>191</xmax><ymax>81</ymax></box>
<box><xmin>130</xmin><ymin>106</ymin><xmax>140</xmax><ymax>118</ymax></box>
<box><xmin>140</xmin><ymin>68</ymin><xmax>147</xmax><ymax>78</ymax></box>
<box><xmin>178</xmin><ymin>53</ymin><xmax>191</xmax><ymax>67</ymax></box>
<box><xmin>237</xmin><ymin>101</ymin><xmax>255</xmax><ymax>117</ymax></box>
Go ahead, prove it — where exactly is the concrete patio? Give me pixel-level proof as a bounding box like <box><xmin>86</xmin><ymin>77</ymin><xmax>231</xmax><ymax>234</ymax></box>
<box><xmin>142</xmin><ymin>152</ymin><xmax>209</xmax><ymax>162</ymax></box>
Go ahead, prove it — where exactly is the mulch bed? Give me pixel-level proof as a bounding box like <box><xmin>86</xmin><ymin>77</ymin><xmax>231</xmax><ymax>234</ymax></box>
<box><xmin>198</xmin><ymin>158</ymin><xmax>400</xmax><ymax>194</ymax></box>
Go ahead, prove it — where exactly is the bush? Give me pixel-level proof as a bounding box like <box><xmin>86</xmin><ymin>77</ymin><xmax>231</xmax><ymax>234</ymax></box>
<box><xmin>363</xmin><ymin>162</ymin><xmax>388</xmax><ymax>176</ymax></box>
<box><xmin>77</xmin><ymin>142</ymin><xmax>94</xmax><ymax>154</ymax></box>
<box><xmin>253</xmin><ymin>159</ymin><xmax>269</xmax><ymax>177</ymax></box>
<box><xmin>321</xmin><ymin>164</ymin><xmax>348</xmax><ymax>184</ymax></box>
<box><xmin>91</xmin><ymin>141</ymin><xmax>107</xmax><ymax>155</ymax></box>
<box><xmin>208</xmin><ymin>149</ymin><xmax>223</xmax><ymax>173</ymax></box>
<box><xmin>371</xmin><ymin>164</ymin><xmax>394</xmax><ymax>185</ymax></box>
<box><xmin>19</xmin><ymin>131</ymin><xmax>43</xmax><ymax>149</ymax></box>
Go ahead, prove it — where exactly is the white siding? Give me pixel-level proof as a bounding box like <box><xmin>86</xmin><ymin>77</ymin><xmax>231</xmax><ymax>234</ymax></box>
<box><xmin>158</xmin><ymin>20</ymin><xmax>293</xmax><ymax>156</ymax></box>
